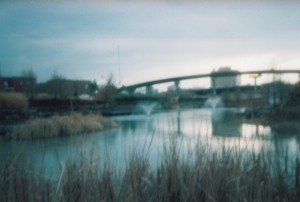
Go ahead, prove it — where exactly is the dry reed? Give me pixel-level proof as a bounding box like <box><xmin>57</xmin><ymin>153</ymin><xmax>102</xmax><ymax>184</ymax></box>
<box><xmin>0</xmin><ymin>92</ymin><xmax>28</xmax><ymax>111</ymax></box>
<box><xmin>0</xmin><ymin>139</ymin><xmax>299</xmax><ymax>202</ymax></box>
<box><xmin>8</xmin><ymin>113</ymin><xmax>118</xmax><ymax>140</ymax></box>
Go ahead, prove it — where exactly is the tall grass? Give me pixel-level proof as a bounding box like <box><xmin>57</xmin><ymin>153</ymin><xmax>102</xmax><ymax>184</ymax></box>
<box><xmin>0</xmin><ymin>139</ymin><xmax>299</xmax><ymax>202</ymax></box>
<box><xmin>7</xmin><ymin>113</ymin><xmax>118</xmax><ymax>140</ymax></box>
<box><xmin>0</xmin><ymin>92</ymin><xmax>28</xmax><ymax>111</ymax></box>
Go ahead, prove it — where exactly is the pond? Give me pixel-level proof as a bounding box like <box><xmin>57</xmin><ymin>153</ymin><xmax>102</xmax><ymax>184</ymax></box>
<box><xmin>1</xmin><ymin>107</ymin><xmax>299</xmax><ymax>178</ymax></box>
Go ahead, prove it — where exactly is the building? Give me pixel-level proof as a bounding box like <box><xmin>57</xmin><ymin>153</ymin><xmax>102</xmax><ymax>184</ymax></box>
<box><xmin>0</xmin><ymin>77</ymin><xmax>36</xmax><ymax>94</ymax></box>
<box><xmin>38</xmin><ymin>79</ymin><xmax>91</xmax><ymax>98</ymax></box>
<box><xmin>211</xmin><ymin>67</ymin><xmax>241</xmax><ymax>89</ymax></box>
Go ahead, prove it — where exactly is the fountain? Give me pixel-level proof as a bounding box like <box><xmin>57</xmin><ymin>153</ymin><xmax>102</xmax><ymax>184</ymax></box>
<box><xmin>204</xmin><ymin>96</ymin><xmax>223</xmax><ymax>109</ymax></box>
<box><xmin>137</xmin><ymin>102</ymin><xmax>158</xmax><ymax>116</ymax></box>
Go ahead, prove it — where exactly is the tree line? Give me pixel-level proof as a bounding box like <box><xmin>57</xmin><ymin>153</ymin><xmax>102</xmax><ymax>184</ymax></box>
<box><xmin>2</xmin><ymin>68</ymin><xmax>119</xmax><ymax>106</ymax></box>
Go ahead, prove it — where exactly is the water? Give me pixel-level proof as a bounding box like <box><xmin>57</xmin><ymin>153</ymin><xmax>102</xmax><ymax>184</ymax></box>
<box><xmin>1</xmin><ymin>108</ymin><xmax>299</xmax><ymax>178</ymax></box>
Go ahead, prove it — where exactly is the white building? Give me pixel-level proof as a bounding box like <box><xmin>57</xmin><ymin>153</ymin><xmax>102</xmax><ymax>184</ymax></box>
<box><xmin>211</xmin><ymin>67</ymin><xmax>241</xmax><ymax>88</ymax></box>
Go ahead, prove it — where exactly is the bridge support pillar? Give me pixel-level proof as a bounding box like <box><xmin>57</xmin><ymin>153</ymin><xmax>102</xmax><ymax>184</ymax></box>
<box><xmin>174</xmin><ymin>80</ymin><xmax>180</xmax><ymax>93</ymax></box>
<box><xmin>250</xmin><ymin>73</ymin><xmax>261</xmax><ymax>91</ymax></box>
<box><xmin>127</xmin><ymin>88</ymin><xmax>136</xmax><ymax>96</ymax></box>
<box><xmin>211</xmin><ymin>77</ymin><xmax>216</xmax><ymax>96</ymax></box>
<box><xmin>146</xmin><ymin>85</ymin><xmax>153</xmax><ymax>95</ymax></box>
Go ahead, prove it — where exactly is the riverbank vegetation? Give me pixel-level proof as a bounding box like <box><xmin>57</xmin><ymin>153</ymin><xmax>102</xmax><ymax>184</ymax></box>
<box><xmin>267</xmin><ymin>106</ymin><xmax>300</xmax><ymax>134</ymax></box>
<box><xmin>0</xmin><ymin>92</ymin><xmax>28</xmax><ymax>111</ymax></box>
<box><xmin>268</xmin><ymin>82</ymin><xmax>300</xmax><ymax>134</ymax></box>
<box><xmin>6</xmin><ymin>113</ymin><xmax>118</xmax><ymax>140</ymax></box>
<box><xmin>244</xmin><ymin>82</ymin><xmax>300</xmax><ymax>134</ymax></box>
<box><xmin>0</xmin><ymin>140</ymin><xmax>299</xmax><ymax>202</ymax></box>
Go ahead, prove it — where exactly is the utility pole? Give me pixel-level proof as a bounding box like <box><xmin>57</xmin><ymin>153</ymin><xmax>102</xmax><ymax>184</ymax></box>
<box><xmin>117</xmin><ymin>45</ymin><xmax>121</xmax><ymax>87</ymax></box>
<box><xmin>271</xmin><ymin>66</ymin><xmax>279</xmax><ymax>107</ymax></box>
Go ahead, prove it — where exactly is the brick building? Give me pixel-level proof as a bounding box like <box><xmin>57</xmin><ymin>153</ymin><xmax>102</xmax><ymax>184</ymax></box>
<box><xmin>0</xmin><ymin>77</ymin><xmax>36</xmax><ymax>94</ymax></box>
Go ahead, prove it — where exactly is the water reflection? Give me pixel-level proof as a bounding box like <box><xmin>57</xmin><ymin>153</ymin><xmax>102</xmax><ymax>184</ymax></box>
<box><xmin>0</xmin><ymin>108</ymin><xmax>299</xmax><ymax>178</ymax></box>
<box><xmin>211</xmin><ymin>110</ymin><xmax>241</xmax><ymax>137</ymax></box>
<box><xmin>242</xmin><ymin>123</ymin><xmax>272</xmax><ymax>139</ymax></box>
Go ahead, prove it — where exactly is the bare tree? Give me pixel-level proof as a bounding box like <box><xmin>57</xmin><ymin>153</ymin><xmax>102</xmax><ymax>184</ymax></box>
<box><xmin>21</xmin><ymin>68</ymin><xmax>37</xmax><ymax>98</ymax></box>
<box><xmin>22</xmin><ymin>68</ymin><xmax>36</xmax><ymax>78</ymax></box>
<box><xmin>96</xmin><ymin>74</ymin><xmax>118</xmax><ymax>107</ymax></box>
<box><xmin>49</xmin><ymin>70</ymin><xmax>65</xmax><ymax>98</ymax></box>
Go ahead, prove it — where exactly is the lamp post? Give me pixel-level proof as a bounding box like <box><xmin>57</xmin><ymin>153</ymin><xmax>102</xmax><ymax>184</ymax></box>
<box><xmin>249</xmin><ymin>73</ymin><xmax>261</xmax><ymax>91</ymax></box>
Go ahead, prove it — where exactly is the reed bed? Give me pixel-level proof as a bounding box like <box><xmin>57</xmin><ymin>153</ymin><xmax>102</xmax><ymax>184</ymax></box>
<box><xmin>0</xmin><ymin>140</ymin><xmax>299</xmax><ymax>202</ymax></box>
<box><xmin>7</xmin><ymin>113</ymin><xmax>118</xmax><ymax>140</ymax></box>
<box><xmin>0</xmin><ymin>92</ymin><xmax>28</xmax><ymax>111</ymax></box>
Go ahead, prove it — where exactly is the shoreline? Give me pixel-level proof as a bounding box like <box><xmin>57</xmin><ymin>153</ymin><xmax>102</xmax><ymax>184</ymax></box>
<box><xmin>242</xmin><ymin>106</ymin><xmax>300</xmax><ymax>135</ymax></box>
<box><xmin>2</xmin><ymin>102</ymin><xmax>300</xmax><ymax>140</ymax></box>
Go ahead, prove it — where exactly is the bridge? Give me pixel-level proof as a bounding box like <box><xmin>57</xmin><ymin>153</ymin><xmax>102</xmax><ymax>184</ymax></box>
<box><xmin>120</xmin><ymin>69</ymin><xmax>300</xmax><ymax>95</ymax></box>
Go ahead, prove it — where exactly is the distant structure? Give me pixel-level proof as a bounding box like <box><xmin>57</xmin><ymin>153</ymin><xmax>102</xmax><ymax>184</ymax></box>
<box><xmin>211</xmin><ymin>67</ymin><xmax>241</xmax><ymax>89</ymax></box>
<box><xmin>0</xmin><ymin>77</ymin><xmax>36</xmax><ymax>93</ymax></box>
<box><xmin>38</xmin><ymin>79</ymin><xmax>91</xmax><ymax>98</ymax></box>
<box><xmin>0</xmin><ymin>76</ymin><xmax>91</xmax><ymax>98</ymax></box>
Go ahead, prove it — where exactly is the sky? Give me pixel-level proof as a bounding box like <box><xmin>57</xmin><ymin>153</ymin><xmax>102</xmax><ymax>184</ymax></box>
<box><xmin>1</xmin><ymin>0</ymin><xmax>300</xmax><ymax>89</ymax></box>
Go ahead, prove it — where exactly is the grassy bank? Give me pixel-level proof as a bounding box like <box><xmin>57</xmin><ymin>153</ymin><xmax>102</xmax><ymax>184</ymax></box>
<box><xmin>7</xmin><ymin>113</ymin><xmax>118</xmax><ymax>140</ymax></box>
<box><xmin>0</xmin><ymin>141</ymin><xmax>299</xmax><ymax>202</ymax></box>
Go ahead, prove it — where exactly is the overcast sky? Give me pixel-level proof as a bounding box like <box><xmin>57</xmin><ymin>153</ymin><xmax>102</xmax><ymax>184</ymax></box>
<box><xmin>1</xmin><ymin>0</ymin><xmax>300</xmax><ymax>88</ymax></box>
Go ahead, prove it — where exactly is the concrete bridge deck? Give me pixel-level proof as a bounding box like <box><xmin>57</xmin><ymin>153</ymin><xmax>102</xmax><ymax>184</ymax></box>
<box><xmin>120</xmin><ymin>69</ymin><xmax>300</xmax><ymax>93</ymax></box>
